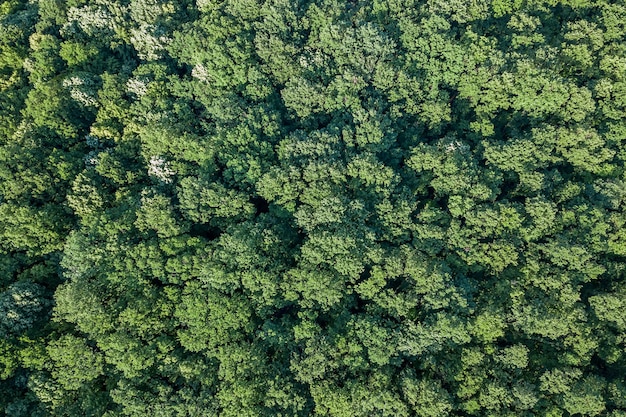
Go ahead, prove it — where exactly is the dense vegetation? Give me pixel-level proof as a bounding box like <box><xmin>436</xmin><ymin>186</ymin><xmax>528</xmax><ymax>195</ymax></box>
<box><xmin>1</xmin><ymin>0</ymin><xmax>626</xmax><ymax>415</ymax></box>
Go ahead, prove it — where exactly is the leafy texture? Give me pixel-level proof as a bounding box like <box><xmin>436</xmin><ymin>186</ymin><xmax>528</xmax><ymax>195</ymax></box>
<box><xmin>1</xmin><ymin>0</ymin><xmax>626</xmax><ymax>415</ymax></box>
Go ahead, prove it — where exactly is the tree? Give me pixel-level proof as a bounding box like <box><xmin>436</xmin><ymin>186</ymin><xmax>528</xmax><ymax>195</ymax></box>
<box><xmin>2</xmin><ymin>0</ymin><xmax>626</xmax><ymax>414</ymax></box>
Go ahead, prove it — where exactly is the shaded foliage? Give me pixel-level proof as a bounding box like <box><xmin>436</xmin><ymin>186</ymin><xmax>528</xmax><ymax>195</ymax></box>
<box><xmin>1</xmin><ymin>0</ymin><xmax>626</xmax><ymax>415</ymax></box>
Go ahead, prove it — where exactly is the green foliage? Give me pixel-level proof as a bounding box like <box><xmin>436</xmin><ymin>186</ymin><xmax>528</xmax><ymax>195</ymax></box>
<box><xmin>2</xmin><ymin>0</ymin><xmax>626</xmax><ymax>415</ymax></box>
<box><xmin>47</xmin><ymin>335</ymin><xmax>104</xmax><ymax>390</ymax></box>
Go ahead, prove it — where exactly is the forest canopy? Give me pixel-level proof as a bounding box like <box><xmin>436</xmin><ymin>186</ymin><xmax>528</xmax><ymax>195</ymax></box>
<box><xmin>1</xmin><ymin>0</ymin><xmax>626</xmax><ymax>415</ymax></box>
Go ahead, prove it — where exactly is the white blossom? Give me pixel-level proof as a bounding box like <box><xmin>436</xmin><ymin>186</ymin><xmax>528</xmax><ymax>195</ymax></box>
<box><xmin>298</xmin><ymin>55</ymin><xmax>310</xmax><ymax>68</ymax></box>
<box><xmin>126</xmin><ymin>77</ymin><xmax>149</xmax><ymax>96</ymax></box>
<box><xmin>191</xmin><ymin>64</ymin><xmax>209</xmax><ymax>82</ymax></box>
<box><xmin>62</xmin><ymin>5</ymin><xmax>116</xmax><ymax>37</ymax></box>
<box><xmin>130</xmin><ymin>24</ymin><xmax>171</xmax><ymax>61</ymax></box>
<box><xmin>62</xmin><ymin>76</ymin><xmax>83</xmax><ymax>88</ymax></box>
<box><xmin>70</xmin><ymin>90</ymin><xmax>99</xmax><ymax>107</ymax></box>
<box><xmin>63</xmin><ymin>75</ymin><xmax>99</xmax><ymax>107</ymax></box>
<box><xmin>443</xmin><ymin>140</ymin><xmax>470</xmax><ymax>153</ymax></box>
<box><xmin>148</xmin><ymin>155</ymin><xmax>175</xmax><ymax>183</ymax></box>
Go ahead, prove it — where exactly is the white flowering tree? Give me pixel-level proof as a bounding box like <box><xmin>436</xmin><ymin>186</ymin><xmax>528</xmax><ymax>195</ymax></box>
<box><xmin>62</xmin><ymin>73</ymin><xmax>99</xmax><ymax>107</ymax></box>
<box><xmin>147</xmin><ymin>155</ymin><xmax>175</xmax><ymax>184</ymax></box>
<box><xmin>129</xmin><ymin>24</ymin><xmax>171</xmax><ymax>61</ymax></box>
<box><xmin>62</xmin><ymin>4</ymin><xmax>119</xmax><ymax>39</ymax></box>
